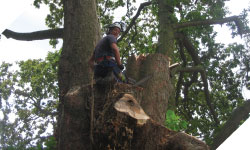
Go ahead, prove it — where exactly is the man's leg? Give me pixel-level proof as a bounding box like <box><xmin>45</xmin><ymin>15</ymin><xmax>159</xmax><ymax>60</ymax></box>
<box><xmin>94</xmin><ymin>64</ymin><xmax>115</xmax><ymax>84</ymax></box>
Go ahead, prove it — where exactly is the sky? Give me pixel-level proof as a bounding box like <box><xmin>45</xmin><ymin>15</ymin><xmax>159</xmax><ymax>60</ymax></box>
<box><xmin>0</xmin><ymin>0</ymin><xmax>59</xmax><ymax>63</ymax></box>
<box><xmin>0</xmin><ymin>0</ymin><xmax>250</xmax><ymax>149</ymax></box>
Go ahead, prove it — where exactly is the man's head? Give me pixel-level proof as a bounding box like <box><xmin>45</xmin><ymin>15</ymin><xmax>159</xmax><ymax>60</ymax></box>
<box><xmin>110</xmin><ymin>27</ymin><xmax>121</xmax><ymax>38</ymax></box>
<box><xmin>106</xmin><ymin>22</ymin><xmax>126</xmax><ymax>37</ymax></box>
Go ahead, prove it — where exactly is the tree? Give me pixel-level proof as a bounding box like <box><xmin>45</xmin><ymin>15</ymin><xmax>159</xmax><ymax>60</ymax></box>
<box><xmin>1</xmin><ymin>0</ymin><xmax>250</xmax><ymax>149</ymax></box>
<box><xmin>0</xmin><ymin>52</ymin><xmax>59</xmax><ymax>149</ymax></box>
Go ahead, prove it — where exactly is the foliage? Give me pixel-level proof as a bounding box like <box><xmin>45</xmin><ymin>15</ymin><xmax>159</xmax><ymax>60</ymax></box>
<box><xmin>0</xmin><ymin>63</ymin><xmax>19</xmax><ymax>149</ymax></box>
<box><xmin>33</xmin><ymin>0</ymin><xmax>63</xmax><ymax>48</ymax></box>
<box><xmin>165</xmin><ymin>110</ymin><xmax>188</xmax><ymax>131</ymax></box>
<box><xmin>35</xmin><ymin>136</ymin><xmax>56</xmax><ymax>150</ymax></box>
<box><xmin>0</xmin><ymin>50</ymin><xmax>60</xmax><ymax>149</ymax></box>
<box><xmin>43</xmin><ymin>136</ymin><xmax>56</xmax><ymax>150</ymax></box>
<box><xmin>33</xmin><ymin>0</ymin><xmax>63</xmax><ymax>29</ymax></box>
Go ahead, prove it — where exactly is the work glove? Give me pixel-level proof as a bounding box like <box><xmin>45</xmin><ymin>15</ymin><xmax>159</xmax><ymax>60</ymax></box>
<box><xmin>118</xmin><ymin>64</ymin><xmax>124</xmax><ymax>70</ymax></box>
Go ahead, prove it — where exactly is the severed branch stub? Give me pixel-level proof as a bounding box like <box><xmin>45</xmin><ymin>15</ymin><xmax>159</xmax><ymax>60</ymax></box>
<box><xmin>94</xmin><ymin>91</ymin><xmax>209</xmax><ymax>150</ymax></box>
<box><xmin>114</xmin><ymin>94</ymin><xmax>150</xmax><ymax>125</ymax></box>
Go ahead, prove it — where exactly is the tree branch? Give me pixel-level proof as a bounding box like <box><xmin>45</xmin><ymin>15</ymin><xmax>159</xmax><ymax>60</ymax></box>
<box><xmin>175</xmin><ymin>66</ymin><xmax>203</xmax><ymax>73</ymax></box>
<box><xmin>211</xmin><ymin>100</ymin><xmax>250</xmax><ymax>150</ymax></box>
<box><xmin>2</xmin><ymin>28</ymin><xmax>63</xmax><ymax>41</ymax></box>
<box><xmin>121</xmin><ymin>24</ymin><xmax>138</xmax><ymax>61</ymax></box>
<box><xmin>174</xmin><ymin>16</ymin><xmax>240</xmax><ymax>29</ymax></box>
<box><xmin>175</xmin><ymin>40</ymin><xmax>186</xmax><ymax>106</ymax></box>
<box><xmin>199</xmin><ymin>69</ymin><xmax>219</xmax><ymax>127</ymax></box>
<box><xmin>175</xmin><ymin>33</ymin><xmax>219</xmax><ymax>126</ymax></box>
<box><xmin>117</xmin><ymin>1</ymin><xmax>152</xmax><ymax>42</ymax></box>
<box><xmin>174</xmin><ymin>66</ymin><xmax>220</xmax><ymax>126</ymax></box>
<box><xmin>175</xmin><ymin>32</ymin><xmax>201</xmax><ymax>65</ymax></box>
<box><xmin>175</xmin><ymin>72</ymin><xmax>183</xmax><ymax>106</ymax></box>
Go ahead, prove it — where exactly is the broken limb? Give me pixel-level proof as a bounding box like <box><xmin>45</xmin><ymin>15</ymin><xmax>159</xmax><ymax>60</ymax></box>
<box><xmin>2</xmin><ymin>28</ymin><xmax>63</xmax><ymax>41</ymax></box>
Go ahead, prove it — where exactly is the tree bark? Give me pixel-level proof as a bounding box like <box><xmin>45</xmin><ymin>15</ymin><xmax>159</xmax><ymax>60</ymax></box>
<box><xmin>126</xmin><ymin>54</ymin><xmax>173</xmax><ymax>124</ymax></box>
<box><xmin>56</xmin><ymin>0</ymin><xmax>101</xmax><ymax>149</ymax></box>
<box><xmin>157</xmin><ymin>0</ymin><xmax>175</xmax><ymax>57</ymax></box>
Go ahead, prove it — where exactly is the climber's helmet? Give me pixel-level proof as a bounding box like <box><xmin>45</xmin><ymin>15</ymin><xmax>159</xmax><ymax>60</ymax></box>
<box><xmin>106</xmin><ymin>22</ymin><xmax>126</xmax><ymax>34</ymax></box>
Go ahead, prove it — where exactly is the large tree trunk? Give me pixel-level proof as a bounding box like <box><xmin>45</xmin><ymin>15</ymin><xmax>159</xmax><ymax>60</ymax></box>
<box><xmin>126</xmin><ymin>54</ymin><xmax>173</xmax><ymax>124</ymax></box>
<box><xmin>157</xmin><ymin>0</ymin><xmax>177</xmax><ymax>110</ymax></box>
<box><xmin>157</xmin><ymin>0</ymin><xmax>175</xmax><ymax>58</ymax></box>
<box><xmin>57</xmin><ymin>0</ymin><xmax>100</xmax><ymax>149</ymax></box>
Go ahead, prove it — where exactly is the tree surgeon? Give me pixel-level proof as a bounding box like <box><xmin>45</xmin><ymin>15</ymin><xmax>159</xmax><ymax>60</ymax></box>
<box><xmin>89</xmin><ymin>22</ymin><xmax>126</xmax><ymax>82</ymax></box>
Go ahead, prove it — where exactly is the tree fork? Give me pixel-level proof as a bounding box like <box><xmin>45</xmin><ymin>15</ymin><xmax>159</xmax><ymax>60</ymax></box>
<box><xmin>175</xmin><ymin>33</ymin><xmax>201</xmax><ymax>65</ymax></box>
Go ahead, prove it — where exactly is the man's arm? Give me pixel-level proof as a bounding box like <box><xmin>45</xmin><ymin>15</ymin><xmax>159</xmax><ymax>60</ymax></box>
<box><xmin>111</xmin><ymin>43</ymin><xmax>122</xmax><ymax>66</ymax></box>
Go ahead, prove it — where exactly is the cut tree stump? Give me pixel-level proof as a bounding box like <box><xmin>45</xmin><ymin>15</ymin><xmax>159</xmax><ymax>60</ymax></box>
<box><xmin>91</xmin><ymin>83</ymin><xmax>209</xmax><ymax>150</ymax></box>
